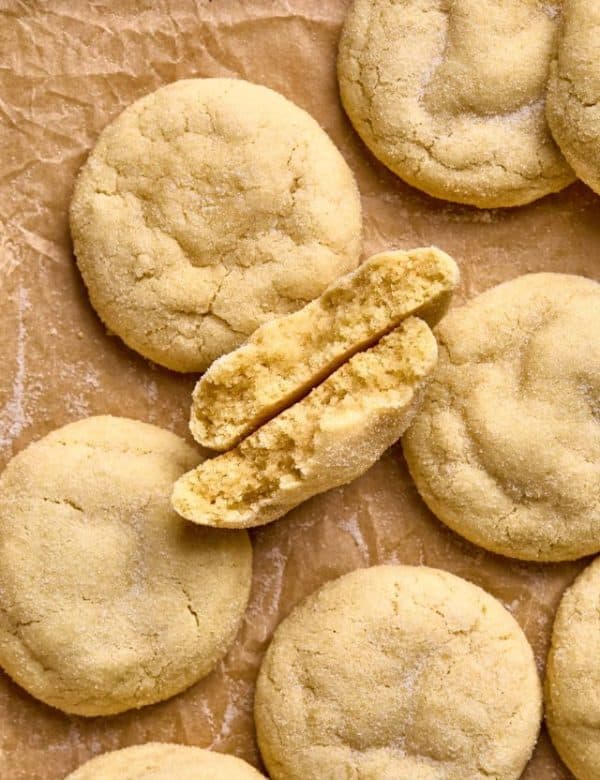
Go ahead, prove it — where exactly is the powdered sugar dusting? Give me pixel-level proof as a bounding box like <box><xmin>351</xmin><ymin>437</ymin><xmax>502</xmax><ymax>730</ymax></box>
<box><xmin>0</xmin><ymin>234</ymin><xmax>21</xmax><ymax>280</ymax></box>
<box><xmin>207</xmin><ymin>669</ymin><xmax>253</xmax><ymax>749</ymax></box>
<box><xmin>401</xmin><ymin>654</ymin><xmax>427</xmax><ymax>698</ymax></box>
<box><xmin>505</xmin><ymin>598</ymin><xmax>521</xmax><ymax>614</ymax></box>
<box><xmin>214</xmin><ymin>698</ymin><xmax>238</xmax><ymax>743</ymax></box>
<box><xmin>56</xmin><ymin>362</ymin><xmax>103</xmax><ymax>418</ymax></box>
<box><xmin>339</xmin><ymin>513</ymin><xmax>370</xmax><ymax>562</ymax></box>
<box><xmin>0</xmin><ymin>287</ymin><xmax>30</xmax><ymax>453</ymax></box>
<box><xmin>247</xmin><ymin>546</ymin><xmax>287</xmax><ymax>622</ymax></box>
<box><xmin>504</xmin><ymin>98</ymin><xmax>544</xmax><ymax>126</ymax></box>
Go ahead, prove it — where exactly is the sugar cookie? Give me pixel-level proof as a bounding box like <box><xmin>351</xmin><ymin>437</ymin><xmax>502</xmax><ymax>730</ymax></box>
<box><xmin>546</xmin><ymin>556</ymin><xmax>600</xmax><ymax>780</ymax></box>
<box><xmin>547</xmin><ymin>0</ymin><xmax>600</xmax><ymax>195</ymax></box>
<box><xmin>338</xmin><ymin>0</ymin><xmax>574</xmax><ymax>207</ymax></box>
<box><xmin>65</xmin><ymin>743</ymin><xmax>265</xmax><ymax>779</ymax></box>
<box><xmin>403</xmin><ymin>273</ymin><xmax>600</xmax><ymax>562</ymax></box>
<box><xmin>191</xmin><ymin>246</ymin><xmax>458</xmax><ymax>451</ymax></box>
<box><xmin>70</xmin><ymin>78</ymin><xmax>362</xmax><ymax>371</ymax></box>
<box><xmin>255</xmin><ymin>565</ymin><xmax>542</xmax><ymax>780</ymax></box>
<box><xmin>173</xmin><ymin>318</ymin><xmax>437</xmax><ymax>528</ymax></box>
<box><xmin>0</xmin><ymin>416</ymin><xmax>252</xmax><ymax>716</ymax></box>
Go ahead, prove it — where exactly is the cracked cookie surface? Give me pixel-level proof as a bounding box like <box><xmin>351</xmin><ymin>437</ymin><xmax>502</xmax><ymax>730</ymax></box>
<box><xmin>547</xmin><ymin>0</ymin><xmax>600</xmax><ymax>195</ymax></box>
<box><xmin>65</xmin><ymin>742</ymin><xmax>265</xmax><ymax>779</ymax></box>
<box><xmin>173</xmin><ymin>318</ymin><xmax>437</xmax><ymax>529</ymax></box>
<box><xmin>545</xmin><ymin>556</ymin><xmax>600</xmax><ymax>780</ymax></box>
<box><xmin>338</xmin><ymin>0</ymin><xmax>574</xmax><ymax>207</ymax></box>
<box><xmin>254</xmin><ymin>565</ymin><xmax>542</xmax><ymax>780</ymax></box>
<box><xmin>403</xmin><ymin>273</ymin><xmax>600</xmax><ymax>562</ymax></box>
<box><xmin>191</xmin><ymin>246</ymin><xmax>458</xmax><ymax>451</ymax></box>
<box><xmin>70</xmin><ymin>78</ymin><xmax>362</xmax><ymax>372</ymax></box>
<box><xmin>0</xmin><ymin>416</ymin><xmax>252</xmax><ymax>716</ymax></box>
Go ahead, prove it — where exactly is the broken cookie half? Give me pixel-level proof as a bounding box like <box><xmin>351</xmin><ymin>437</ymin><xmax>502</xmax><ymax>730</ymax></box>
<box><xmin>172</xmin><ymin>317</ymin><xmax>438</xmax><ymax>529</ymax></box>
<box><xmin>190</xmin><ymin>247</ymin><xmax>459</xmax><ymax>451</ymax></box>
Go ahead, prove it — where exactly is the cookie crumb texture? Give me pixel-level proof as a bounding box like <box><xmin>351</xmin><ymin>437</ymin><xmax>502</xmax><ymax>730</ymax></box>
<box><xmin>403</xmin><ymin>273</ymin><xmax>600</xmax><ymax>562</ymax></box>
<box><xmin>173</xmin><ymin>318</ymin><xmax>437</xmax><ymax>528</ymax></box>
<box><xmin>65</xmin><ymin>743</ymin><xmax>265</xmax><ymax>779</ymax></box>
<box><xmin>70</xmin><ymin>78</ymin><xmax>362</xmax><ymax>372</ymax></box>
<box><xmin>191</xmin><ymin>246</ymin><xmax>458</xmax><ymax>451</ymax></box>
<box><xmin>546</xmin><ymin>556</ymin><xmax>600</xmax><ymax>780</ymax></box>
<box><xmin>0</xmin><ymin>416</ymin><xmax>253</xmax><ymax>716</ymax></box>
<box><xmin>255</xmin><ymin>565</ymin><xmax>542</xmax><ymax>780</ymax></box>
<box><xmin>547</xmin><ymin>0</ymin><xmax>600</xmax><ymax>195</ymax></box>
<box><xmin>338</xmin><ymin>0</ymin><xmax>574</xmax><ymax>207</ymax></box>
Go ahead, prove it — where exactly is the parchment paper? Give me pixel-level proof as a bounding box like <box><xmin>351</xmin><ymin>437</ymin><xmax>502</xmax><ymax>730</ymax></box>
<box><xmin>1</xmin><ymin>2</ymin><xmax>599</xmax><ymax>777</ymax></box>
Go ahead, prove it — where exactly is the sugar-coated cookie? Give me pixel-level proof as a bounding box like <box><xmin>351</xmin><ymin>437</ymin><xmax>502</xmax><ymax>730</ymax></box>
<box><xmin>403</xmin><ymin>273</ymin><xmax>600</xmax><ymax>561</ymax></box>
<box><xmin>545</xmin><ymin>556</ymin><xmax>600</xmax><ymax>780</ymax></box>
<box><xmin>70</xmin><ymin>78</ymin><xmax>362</xmax><ymax>371</ymax></box>
<box><xmin>65</xmin><ymin>743</ymin><xmax>265</xmax><ymax>779</ymax></box>
<box><xmin>173</xmin><ymin>318</ymin><xmax>437</xmax><ymax>528</ymax></box>
<box><xmin>191</xmin><ymin>246</ymin><xmax>458</xmax><ymax>451</ymax></box>
<box><xmin>0</xmin><ymin>416</ymin><xmax>252</xmax><ymax>716</ymax></box>
<box><xmin>255</xmin><ymin>565</ymin><xmax>542</xmax><ymax>780</ymax></box>
<box><xmin>338</xmin><ymin>0</ymin><xmax>574</xmax><ymax>207</ymax></box>
<box><xmin>547</xmin><ymin>0</ymin><xmax>600</xmax><ymax>195</ymax></box>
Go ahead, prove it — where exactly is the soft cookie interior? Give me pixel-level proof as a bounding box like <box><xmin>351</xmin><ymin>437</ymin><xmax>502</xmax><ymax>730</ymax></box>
<box><xmin>173</xmin><ymin>318</ymin><xmax>437</xmax><ymax>529</ymax></box>
<box><xmin>191</xmin><ymin>246</ymin><xmax>458</xmax><ymax>451</ymax></box>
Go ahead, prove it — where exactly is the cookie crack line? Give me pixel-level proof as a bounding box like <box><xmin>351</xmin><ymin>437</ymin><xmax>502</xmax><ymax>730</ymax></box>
<box><xmin>177</xmin><ymin>580</ymin><xmax>201</xmax><ymax>632</ymax></box>
<box><xmin>38</xmin><ymin>495</ymin><xmax>85</xmax><ymax>513</ymax></box>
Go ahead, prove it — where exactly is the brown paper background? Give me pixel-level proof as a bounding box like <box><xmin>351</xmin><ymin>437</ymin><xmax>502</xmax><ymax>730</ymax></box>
<box><xmin>1</xmin><ymin>1</ymin><xmax>599</xmax><ymax>777</ymax></box>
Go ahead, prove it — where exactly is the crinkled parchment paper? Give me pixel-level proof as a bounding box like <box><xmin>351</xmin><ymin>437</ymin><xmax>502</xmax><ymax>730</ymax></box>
<box><xmin>1</xmin><ymin>1</ymin><xmax>599</xmax><ymax>777</ymax></box>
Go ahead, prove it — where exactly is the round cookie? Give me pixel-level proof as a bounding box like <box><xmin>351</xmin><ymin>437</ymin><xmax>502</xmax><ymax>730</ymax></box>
<box><xmin>65</xmin><ymin>743</ymin><xmax>265</xmax><ymax>779</ymax></box>
<box><xmin>403</xmin><ymin>273</ymin><xmax>600</xmax><ymax>562</ymax></box>
<box><xmin>338</xmin><ymin>0</ymin><xmax>575</xmax><ymax>208</ymax></box>
<box><xmin>70</xmin><ymin>78</ymin><xmax>362</xmax><ymax>372</ymax></box>
<box><xmin>545</xmin><ymin>556</ymin><xmax>600</xmax><ymax>780</ymax></box>
<box><xmin>546</xmin><ymin>0</ymin><xmax>600</xmax><ymax>195</ymax></box>
<box><xmin>255</xmin><ymin>565</ymin><xmax>541</xmax><ymax>780</ymax></box>
<box><xmin>0</xmin><ymin>416</ymin><xmax>253</xmax><ymax>716</ymax></box>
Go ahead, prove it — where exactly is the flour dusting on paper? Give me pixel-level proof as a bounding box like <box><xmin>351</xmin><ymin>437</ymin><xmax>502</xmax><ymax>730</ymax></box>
<box><xmin>0</xmin><ymin>287</ymin><xmax>30</xmax><ymax>453</ymax></box>
<box><xmin>339</xmin><ymin>513</ymin><xmax>370</xmax><ymax>561</ymax></box>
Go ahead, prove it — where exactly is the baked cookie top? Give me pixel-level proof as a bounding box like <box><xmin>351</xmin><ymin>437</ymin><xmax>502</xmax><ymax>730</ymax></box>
<box><xmin>338</xmin><ymin>0</ymin><xmax>574</xmax><ymax>207</ymax></box>
<box><xmin>255</xmin><ymin>565</ymin><xmax>542</xmax><ymax>780</ymax></box>
<box><xmin>65</xmin><ymin>743</ymin><xmax>265</xmax><ymax>779</ymax></box>
<box><xmin>70</xmin><ymin>78</ymin><xmax>362</xmax><ymax>372</ymax></box>
<box><xmin>403</xmin><ymin>272</ymin><xmax>600</xmax><ymax>561</ymax></box>
<box><xmin>545</xmin><ymin>556</ymin><xmax>600</xmax><ymax>780</ymax></box>
<box><xmin>0</xmin><ymin>416</ymin><xmax>252</xmax><ymax>716</ymax></box>
<box><xmin>547</xmin><ymin>0</ymin><xmax>600</xmax><ymax>195</ymax></box>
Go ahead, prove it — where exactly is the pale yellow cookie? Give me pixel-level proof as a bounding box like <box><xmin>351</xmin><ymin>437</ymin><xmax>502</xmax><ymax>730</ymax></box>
<box><xmin>255</xmin><ymin>565</ymin><xmax>542</xmax><ymax>780</ymax></box>
<box><xmin>191</xmin><ymin>246</ymin><xmax>458</xmax><ymax>451</ymax></box>
<box><xmin>403</xmin><ymin>273</ymin><xmax>600</xmax><ymax>562</ymax></box>
<box><xmin>65</xmin><ymin>743</ymin><xmax>265</xmax><ymax>779</ymax></box>
<box><xmin>0</xmin><ymin>416</ymin><xmax>252</xmax><ymax>716</ymax></box>
<box><xmin>173</xmin><ymin>318</ymin><xmax>437</xmax><ymax>529</ymax></box>
<box><xmin>70</xmin><ymin>78</ymin><xmax>362</xmax><ymax>372</ymax></box>
<box><xmin>545</xmin><ymin>556</ymin><xmax>600</xmax><ymax>780</ymax></box>
<box><xmin>547</xmin><ymin>0</ymin><xmax>600</xmax><ymax>195</ymax></box>
<box><xmin>338</xmin><ymin>0</ymin><xmax>574</xmax><ymax>207</ymax></box>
